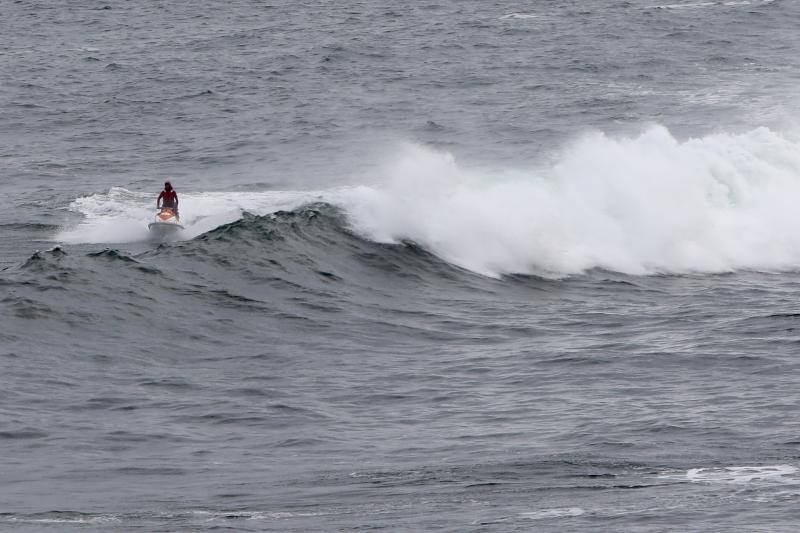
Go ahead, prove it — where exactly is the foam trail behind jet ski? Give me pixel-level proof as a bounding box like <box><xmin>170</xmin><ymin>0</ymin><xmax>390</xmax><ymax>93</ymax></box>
<box><xmin>58</xmin><ymin>188</ymin><xmax>321</xmax><ymax>244</ymax></box>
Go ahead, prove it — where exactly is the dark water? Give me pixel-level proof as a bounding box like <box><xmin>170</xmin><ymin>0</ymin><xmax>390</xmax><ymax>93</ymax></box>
<box><xmin>5</xmin><ymin>0</ymin><xmax>800</xmax><ymax>531</ymax></box>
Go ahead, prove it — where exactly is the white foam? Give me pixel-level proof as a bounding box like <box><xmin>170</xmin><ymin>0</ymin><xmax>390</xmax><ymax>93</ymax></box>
<box><xmin>336</xmin><ymin>126</ymin><xmax>800</xmax><ymax>276</ymax></box>
<box><xmin>58</xmin><ymin>124</ymin><xmax>800</xmax><ymax>277</ymax></box>
<box><xmin>57</xmin><ymin>187</ymin><xmax>321</xmax><ymax>244</ymax></box>
<box><xmin>653</xmin><ymin>0</ymin><xmax>774</xmax><ymax>9</ymax></box>
<box><xmin>686</xmin><ymin>465</ymin><xmax>798</xmax><ymax>484</ymax></box>
<box><xmin>520</xmin><ymin>507</ymin><xmax>585</xmax><ymax>520</ymax></box>
<box><xmin>654</xmin><ymin>2</ymin><xmax>720</xmax><ymax>8</ymax></box>
<box><xmin>190</xmin><ymin>509</ymin><xmax>327</xmax><ymax>521</ymax></box>
<box><xmin>5</xmin><ymin>514</ymin><xmax>120</xmax><ymax>524</ymax></box>
<box><xmin>500</xmin><ymin>13</ymin><xmax>538</xmax><ymax>20</ymax></box>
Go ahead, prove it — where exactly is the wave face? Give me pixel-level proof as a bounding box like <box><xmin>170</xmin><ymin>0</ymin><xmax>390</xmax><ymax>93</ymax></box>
<box><xmin>60</xmin><ymin>125</ymin><xmax>800</xmax><ymax>277</ymax></box>
<box><xmin>24</xmin><ymin>204</ymin><xmax>483</xmax><ymax>349</ymax></box>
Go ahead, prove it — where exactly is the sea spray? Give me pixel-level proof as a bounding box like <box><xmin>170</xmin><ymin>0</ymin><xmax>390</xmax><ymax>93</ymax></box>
<box><xmin>340</xmin><ymin>125</ymin><xmax>800</xmax><ymax>276</ymax></box>
<box><xmin>57</xmin><ymin>188</ymin><xmax>322</xmax><ymax>244</ymax></box>
<box><xmin>59</xmin><ymin>125</ymin><xmax>800</xmax><ymax>276</ymax></box>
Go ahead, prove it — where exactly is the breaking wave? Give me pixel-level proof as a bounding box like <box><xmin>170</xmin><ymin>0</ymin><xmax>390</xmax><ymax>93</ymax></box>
<box><xmin>58</xmin><ymin>124</ymin><xmax>800</xmax><ymax>277</ymax></box>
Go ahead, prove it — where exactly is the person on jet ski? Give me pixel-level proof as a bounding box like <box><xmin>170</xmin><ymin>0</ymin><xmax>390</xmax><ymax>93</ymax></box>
<box><xmin>157</xmin><ymin>181</ymin><xmax>179</xmax><ymax>218</ymax></box>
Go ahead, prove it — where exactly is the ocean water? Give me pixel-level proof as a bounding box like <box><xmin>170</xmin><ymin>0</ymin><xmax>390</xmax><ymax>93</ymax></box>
<box><xmin>4</xmin><ymin>0</ymin><xmax>800</xmax><ymax>530</ymax></box>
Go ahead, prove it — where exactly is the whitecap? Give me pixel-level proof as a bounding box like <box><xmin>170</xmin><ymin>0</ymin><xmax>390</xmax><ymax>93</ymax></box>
<box><xmin>686</xmin><ymin>465</ymin><xmax>798</xmax><ymax>484</ymax></box>
<box><xmin>335</xmin><ymin>125</ymin><xmax>800</xmax><ymax>277</ymax></box>
<box><xmin>56</xmin><ymin>186</ymin><xmax>321</xmax><ymax>244</ymax></box>
<box><xmin>520</xmin><ymin>507</ymin><xmax>585</xmax><ymax>519</ymax></box>
<box><xmin>499</xmin><ymin>13</ymin><xmax>538</xmax><ymax>20</ymax></box>
<box><xmin>653</xmin><ymin>0</ymin><xmax>774</xmax><ymax>9</ymax></box>
<box><xmin>58</xmin><ymin>123</ymin><xmax>800</xmax><ymax>278</ymax></box>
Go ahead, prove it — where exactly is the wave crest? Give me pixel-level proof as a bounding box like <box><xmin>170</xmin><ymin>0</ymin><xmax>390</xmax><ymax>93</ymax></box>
<box><xmin>337</xmin><ymin>126</ymin><xmax>800</xmax><ymax>276</ymax></box>
<box><xmin>57</xmin><ymin>124</ymin><xmax>800</xmax><ymax>277</ymax></box>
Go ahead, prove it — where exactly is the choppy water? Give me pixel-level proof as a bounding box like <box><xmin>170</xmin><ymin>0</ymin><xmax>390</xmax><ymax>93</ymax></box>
<box><xmin>4</xmin><ymin>0</ymin><xmax>800</xmax><ymax>531</ymax></box>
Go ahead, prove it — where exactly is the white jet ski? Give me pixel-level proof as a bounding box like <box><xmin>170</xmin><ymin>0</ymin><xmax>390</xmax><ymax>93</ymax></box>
<box><xmin>148</xmin><ymin>207</ymin><xmax>184</xmax><ymax>238</ymax></box>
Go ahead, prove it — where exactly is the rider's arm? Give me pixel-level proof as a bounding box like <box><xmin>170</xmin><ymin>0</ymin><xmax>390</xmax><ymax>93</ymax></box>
<box><xmin>157</xmin><ymin>191</ymin><xmax>164</xmax><ymax>208</ymax></box>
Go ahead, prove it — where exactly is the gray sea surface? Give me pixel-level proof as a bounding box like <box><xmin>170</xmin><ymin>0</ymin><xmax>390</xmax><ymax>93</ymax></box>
<box><xmin>4</xmin><ymin>0</ymin><xmax>800</xmax><ymax>531</ymax></box>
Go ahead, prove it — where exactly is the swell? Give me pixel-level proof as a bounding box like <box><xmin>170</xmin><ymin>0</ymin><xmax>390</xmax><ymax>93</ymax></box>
<box><xmin>2</xmin><ymin>205</ymin><xmax>508</xmax><ymax>350</ymax></box>
<box><xmin>8</xmin><ymin>202</ymin><xmax>654</xmax><ymax>304</ymax></box>
<box><xmin>144</xmin><ymin>203</ymin><xmax>481</xmax><ymax>284</ymax></box>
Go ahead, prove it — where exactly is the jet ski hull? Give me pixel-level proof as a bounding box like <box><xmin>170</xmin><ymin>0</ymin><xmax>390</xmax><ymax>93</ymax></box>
<box><xmin>149</xmin><ymin>208</ymin><xmax>184</xmax><ymax>239</ymax></box>
<box><xmin>148</xmin><ymin>221</ymin><xmax>184</xmax><ymax>233</ymax></box>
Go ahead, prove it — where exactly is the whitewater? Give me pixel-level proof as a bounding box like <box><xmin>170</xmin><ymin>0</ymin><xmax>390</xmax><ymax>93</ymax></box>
<box><xmin>62</xmin><ymin>125</ymin><xmax>800</xmax><ymax>276</ymax></box>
